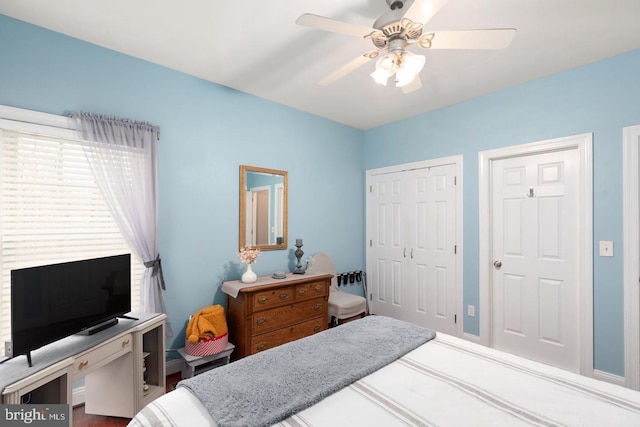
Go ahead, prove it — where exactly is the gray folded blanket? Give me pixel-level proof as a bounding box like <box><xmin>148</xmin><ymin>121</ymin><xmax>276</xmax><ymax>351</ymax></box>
<box><xmin>178</xmin><ymin>315</ymin><xmax>436</xmax><ymax>427</ymax></box>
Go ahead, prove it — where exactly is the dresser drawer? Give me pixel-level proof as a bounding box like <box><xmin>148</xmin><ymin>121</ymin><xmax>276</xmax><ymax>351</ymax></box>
<box><xmin>72</xmin><ymin>333</ymin><xmax>133</xmax><ymax>380</ymax></box>
<box><xmin>225</xmin><ymin>273</ymin><xmax>332</xmax><ymax>359</ymax></box>
<box><xmin>252</xmin><ymin>298</ymin><xmax>326</xmax><ymax>334</ymax></box>
<box><xmin>252</xmin><ymin>286</ymin><xmax>294</xmax><ymax>311</ymax></box>
<box><xmin>294</xmin><ymin>281</ymin><xmax>328</xmax><ymax>302</ymax></box>
<box><xmin>251</xmin><ymin>317</ymin><xmax>326</xmax><ymax>354</ymax></box>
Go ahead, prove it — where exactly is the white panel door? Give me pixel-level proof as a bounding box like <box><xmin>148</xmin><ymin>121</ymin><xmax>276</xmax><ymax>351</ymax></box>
<box><xmin>369</xmin><ymin>170</ymin><xmax>405</xmax><ymax>319</ymax></box>
<box><xmin>491</xmin><ymin>149</ymin><xmax>579</xmax><ymax>372</ymax></box>
<box><xmin>405</xmin><ymin>166</ymin><xmax>457</xmax><ymax>335</ymax></box>
<box><xmin>623</xmin><ymin>124</ymin><xmax>640</xmax><ymax>389</ymax></box>
<box><xmin>368</xmin><ymin>164</ymin><xmax>457</xmax><ymax>335</ymax></box>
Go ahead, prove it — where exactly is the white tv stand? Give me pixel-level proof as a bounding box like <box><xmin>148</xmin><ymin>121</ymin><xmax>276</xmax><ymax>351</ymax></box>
<box><xmin>0</xmin><ymin>312</ymin><xmax>165</xmax><ymax>423</ymax></box>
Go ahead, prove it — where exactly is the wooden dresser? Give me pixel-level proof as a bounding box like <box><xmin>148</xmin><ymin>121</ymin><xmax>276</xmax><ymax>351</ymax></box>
<box><xmin>223</xmin><ymin>273</ymin><xmax>331</xmax><ymax>360</ymax></box>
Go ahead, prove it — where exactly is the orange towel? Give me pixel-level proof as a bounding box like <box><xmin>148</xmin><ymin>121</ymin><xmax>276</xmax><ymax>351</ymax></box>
<box><xmin>186</xmin><ymin>305</ymin><xmax>228</xmax><ymax>344</ymax></box>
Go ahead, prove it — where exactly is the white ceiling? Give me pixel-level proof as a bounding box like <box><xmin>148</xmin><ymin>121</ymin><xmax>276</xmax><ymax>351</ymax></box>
<box><xmin>1</xmin><ymin>0</ymin><xmax>639</xmax><ymax>130</ymax></box>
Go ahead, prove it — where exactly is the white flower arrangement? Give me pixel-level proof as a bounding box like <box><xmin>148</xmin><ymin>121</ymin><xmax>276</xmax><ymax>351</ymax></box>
<box><xmin>237</xmin><ymin>246</ymin><xmax>261</xmax><ymax>264</ymax></box>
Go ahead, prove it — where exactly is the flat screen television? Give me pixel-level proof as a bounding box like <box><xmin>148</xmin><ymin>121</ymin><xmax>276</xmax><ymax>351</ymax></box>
<box><xmin>9</xmin><ymin>253</ymin><xmax>132</xmax><ymax>366</ymax></box>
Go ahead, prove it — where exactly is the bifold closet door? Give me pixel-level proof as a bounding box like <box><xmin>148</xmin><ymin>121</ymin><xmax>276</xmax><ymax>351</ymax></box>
<box><xmin>368</xmin><ymin>170</ymin><xmax>406</xmax><ymax>320</ymax></box>
<box><xmin>368</xmin><ymin>165</ymin><xmax>457</xmax><ymax>334</ymax></box>
<box><xmin>404</xmin><ymin>166</ymin><xmax>457</xmax><ymax>334</ymax></box>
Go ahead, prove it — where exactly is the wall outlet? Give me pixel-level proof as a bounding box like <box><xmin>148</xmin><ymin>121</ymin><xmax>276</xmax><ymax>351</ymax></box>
<box><xmin>599</xmin><ymin>241</ymin><xmax>614</xmax><ymax>257</ymax></box>
<box><xmin>467</xmin><ymin>305</ymin><xmax>475</xmax><ymax>317</ymax></box>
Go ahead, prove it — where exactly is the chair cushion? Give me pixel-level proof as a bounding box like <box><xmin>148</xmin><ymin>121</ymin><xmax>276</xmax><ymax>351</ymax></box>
<box><xmin>328</xmin><ymin>291</ymin><xmax>366</xmax><ymax>319</ymax></box>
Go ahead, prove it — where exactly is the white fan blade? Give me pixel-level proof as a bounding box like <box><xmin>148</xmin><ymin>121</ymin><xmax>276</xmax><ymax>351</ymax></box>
<box><xmin>403</xmin><ymin>0</ymin><xmax>450</xmax><ymax>27</ymax></box>
<box><xmin>422</xmin><ymin>29</ymin><xmax>516</xmax><ymax>50</ymax></box>
<box><xmin>296</xmin><ymin>13</ymin><xmax>376</xmax><ymax>38</ymax></box>
<box><xmin>401</xmin><ymin>75</ymin><xmax>422</xmax><ymax>94</ymax></box>
<box><xmin>318</xmin><ymin>51</ymin><xmax>378</xmax><ymax>86</ymax></box>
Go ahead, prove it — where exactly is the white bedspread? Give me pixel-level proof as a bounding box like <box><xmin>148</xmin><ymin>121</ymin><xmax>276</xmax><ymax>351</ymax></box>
<box><xmin>129</xmin><ymin>333</ymin><xmax>640</xmax><ymax>427</ymax></box>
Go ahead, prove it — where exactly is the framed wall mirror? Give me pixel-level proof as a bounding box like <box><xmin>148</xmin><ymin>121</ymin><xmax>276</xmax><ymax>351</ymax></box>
<box><xmin>239</xmin><ymin>165</ymin><xmax>288</xmax><ymax>251</ymax></box>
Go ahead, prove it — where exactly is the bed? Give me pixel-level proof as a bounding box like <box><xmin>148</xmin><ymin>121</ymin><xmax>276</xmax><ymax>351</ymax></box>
<box><xmin>128</xmin><ymin>316</ymin><xmax>640</xmax><ymax>427</ymax></box>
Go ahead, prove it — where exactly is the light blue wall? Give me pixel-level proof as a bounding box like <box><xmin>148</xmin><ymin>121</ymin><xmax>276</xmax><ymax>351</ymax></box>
<box><xmin>1</xmin><ymin>13</ymin><xmax>638</xmax><ymax>377</ymax></box>
<box><xmin>0</xmin><ymin>15</ymin><xmax>365</xmax><ymax>352</ymax></box>
<box><xmin>364</xmin><ymin>49</ymin><xmax>640</xmax><ymax>376</ymax></box>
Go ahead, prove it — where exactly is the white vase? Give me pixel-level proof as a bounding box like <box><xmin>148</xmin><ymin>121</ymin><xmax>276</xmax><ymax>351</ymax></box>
<box><xmin>241</xmin><ymin>263</ymin><xmax>257</xmax><ymax>283</ymax></box>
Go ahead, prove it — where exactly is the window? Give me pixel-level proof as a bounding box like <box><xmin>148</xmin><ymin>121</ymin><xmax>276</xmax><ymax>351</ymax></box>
<box><xmin>0</xmin><ymin>108</ymin><xmax>142</xmax><ymax>356</ymax></box>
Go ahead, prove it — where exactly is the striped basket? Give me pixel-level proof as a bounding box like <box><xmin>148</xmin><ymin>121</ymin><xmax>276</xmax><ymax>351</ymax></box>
<box><xmin>185</xmin><ymin>333</ymin><xmax>229</xmax><ymax>357</ymax></box>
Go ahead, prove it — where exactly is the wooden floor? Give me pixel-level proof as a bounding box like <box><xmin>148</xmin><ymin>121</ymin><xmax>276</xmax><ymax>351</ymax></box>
<box><xmin>72</xmin><ymin>373</ymin><xmax>181</xmax><ymax>427</ymax></box>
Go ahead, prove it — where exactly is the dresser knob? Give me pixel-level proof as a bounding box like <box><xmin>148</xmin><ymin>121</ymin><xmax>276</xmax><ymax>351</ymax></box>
<box><xmin>122</xmin><ymin>338</ymin><xmax>130</xmax><ymax>346</ymax></box>
<box><xmin>298</xmin><ymin>288</ymin><xmax>307</xmax><ymax>295</ymax></box>
<box><xmin>313</xmin><ymin>325</ymin><xmax>322</xmax><ymax>332</ymax></box>
<box><xmin>279</xmin><ymin>292</ymin><xmax>289</xmax><ymax>300</ymax></box>
<box><xmin>79</xmin><ymin>360</ymin><xmax>89</xmax><ymax>368</ymax></box>
<box><xmin>314</xmin><ymin>285</ymin><xmax>323</xmax><ymax>292</ymax></box>
<box><xmin>256</xmin><ymin>317</ymin><xmax>267</xmax><ymax>326</ymax></box>
<box><xmin>257</xmin><ymin>343</ymin><xmax>268</xmax><ymax>351</ymax></box>
<box><xmin>313</xmin><ymin>303</ymin><xmax>321</xmax><ymax>311</ymax></box>
<box><xmin>258</xmin><ymin>296</ymin><xmax>268</xmax><ymax>304</ymax></box>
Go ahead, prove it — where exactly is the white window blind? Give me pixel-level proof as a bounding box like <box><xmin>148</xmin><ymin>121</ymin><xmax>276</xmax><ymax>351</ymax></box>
<box><xmin>0</xmin><ymin>125</ymin><xmax>143</xmax><ymax>355</ymax></box>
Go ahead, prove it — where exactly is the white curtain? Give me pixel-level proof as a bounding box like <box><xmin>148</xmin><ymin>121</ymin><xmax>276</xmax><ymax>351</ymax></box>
<box><xmin>71</xmin><ymin>112</ymin><xmax>172</xmax><ymax>337</ymax></box>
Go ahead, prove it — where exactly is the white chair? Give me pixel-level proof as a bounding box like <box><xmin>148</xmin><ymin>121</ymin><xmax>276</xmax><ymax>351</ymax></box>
<box><xmin>308</xmin><ymin>253</ymin><xmax>367</xmax><ymax>326</ymax></box>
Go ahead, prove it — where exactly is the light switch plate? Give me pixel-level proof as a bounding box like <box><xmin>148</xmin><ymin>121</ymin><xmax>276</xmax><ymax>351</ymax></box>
<box><xmin>599</xmin><ymin>241</ymin><xmax>614</xmax><ymax>257</ymax></box>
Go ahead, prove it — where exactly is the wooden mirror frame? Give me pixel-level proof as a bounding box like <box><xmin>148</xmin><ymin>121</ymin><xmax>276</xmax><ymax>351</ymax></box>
<box><xmin>239</xmin><ymin>165</ymin><xmax>288</xmax><ymax>251</ymax></box>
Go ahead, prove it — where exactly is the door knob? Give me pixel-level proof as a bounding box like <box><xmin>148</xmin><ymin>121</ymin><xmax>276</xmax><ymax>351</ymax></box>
<box><xmin>493</xmin><ymin>260</ymin><xmax>502</xmax><ymax>268</ymax></box>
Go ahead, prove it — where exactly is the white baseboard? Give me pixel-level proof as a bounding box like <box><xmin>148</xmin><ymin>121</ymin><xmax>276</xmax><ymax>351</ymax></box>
<box><xmin>72</xmin><ymin>385</ymin><xmax>86</xmax><ymax>407</ymax></box>
<box><xmin>461</xmin><ymin>332</ymin><xmax>481</xmax><ymax>343</ymax></box>
<box><xmin>593</xmin><ymin>369</ymin><xmax>626</xmax><ymax>387</ymax></box>
<box><xmin>166</xmin><ymin>358</ymin><xmax>182</xmax><ymax>376</ymax></box>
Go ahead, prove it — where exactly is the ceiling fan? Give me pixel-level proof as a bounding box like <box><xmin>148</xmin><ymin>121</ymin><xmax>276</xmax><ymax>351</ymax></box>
<box><xmin>295</xmin><ymin>0</ymin><xmax>516</xmax><ymax>93</ymax></box>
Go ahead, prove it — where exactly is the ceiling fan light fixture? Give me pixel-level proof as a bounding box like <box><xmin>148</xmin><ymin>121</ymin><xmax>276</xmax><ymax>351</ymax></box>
<box><xmin>377</xmin><ymin>52</ymin><xmax>397</xmax><ymax>73</ymax></box>
<box><xmin>371</xmin><ymin>51</ymin><xmax>397</xmax><ymax>85</ymax></box>
<box><xmin>371</xmin><ymin>68</ymin><xmax>390</xmax><ymax>85</ymax></box>
<box><xmin>394</xmin><ymin>67</ymin><xmax>414</xmax><ymax>87</ymax></box>
<box><xmin>395</xmin><ymin>51</ymin><xmax>425</xmax><ymax>87</ymax></box>
<box><xmin>297</xmin><ymin>0</ymin><xmax>517</xmax><ymax>94</ymax></box>
<box><xmin>402</xmin><ymin>51</ymin><xmax>426</xmax><ymax>74</ymax></box>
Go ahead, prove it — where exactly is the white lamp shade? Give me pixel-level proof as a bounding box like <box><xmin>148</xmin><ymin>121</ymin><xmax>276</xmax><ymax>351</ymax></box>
<box><xmin>403</xmin><ymin>51</ymin><xmax>426</xmax><ymax>74</ymax></box>
<box><xmin>376</xmin><ymin>52</ymin><xmax>397</xmax><ymax>73</ymax></box>
<box><xmin>395</xmin><ymin>52</ymin><xmax>425</xmax><ymax>87</ymax></box>
<box><xmin>370</xmin><ymin>50</ymin><xmax>425</xmax><ymax>88</ymax></box>
<box><xmin>371</xmin><ymin>68</ymin><xmax>390</xmax><ymax>85</ymax></box>
<box><xmin>371</xmin><ymin>51</ymin><xmax>398</xmax><ymax>86</ymax></box>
